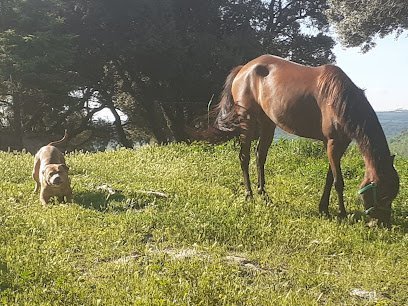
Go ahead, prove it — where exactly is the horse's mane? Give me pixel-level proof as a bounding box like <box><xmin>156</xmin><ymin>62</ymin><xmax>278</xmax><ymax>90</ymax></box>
<box><xmin>317</xmin><ymin>65</ymin><xmax>390</xmax><ymax>160</ymax></box>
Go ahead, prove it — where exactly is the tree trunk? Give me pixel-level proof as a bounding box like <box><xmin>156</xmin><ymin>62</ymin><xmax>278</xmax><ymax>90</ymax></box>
<box><xmin>146</xmin><ymin>100</ymin><xmax>173</xmax><ymax>144</ymax></box>
<box><xmin>162</xmin><ymin>104</ymin><xmax>189</xmax><ymax>142</ymax></box>
<box><xmin>107</xmin><ymin>104</ymin><xmax>133</xmax><ymax>149</ymax></box>
<box><xmin>114</xmin><ymin>61</ymin><xmax>171</xmax><ymax>144</ymax></box>
<box><xmin>12</xmin><ymin>94</ymin><xmax>23</xmax><ymax>150</ymax></box>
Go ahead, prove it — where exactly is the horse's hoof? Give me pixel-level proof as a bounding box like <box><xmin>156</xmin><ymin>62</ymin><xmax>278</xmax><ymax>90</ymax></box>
<box><xmin>258</xmin><ymin>189</ymin><xmax>272</xmax><ymax>204</ymax></box>
<box><xmin>338</xmin><ymin>211</ymin><xmax>347</xmax><ymax>219</ymax></box>
<box><xmin>245</xmin><ymin>192</ymin><xmax>253</xmax><ymax>201</ymax></box>
<box><xmin>319</xmin><ymin>210</ymin><xmax>331</xmax><ymax>219</ymax></box>
<box><xmin>257</xmin><ymin>188</ymin><xmax>265</xmax><ymax>195</ymax></box>
<box><xmin>263</xmin><ymin>195</ymin><xmax>272</xmax><ymax>205</ymax></box>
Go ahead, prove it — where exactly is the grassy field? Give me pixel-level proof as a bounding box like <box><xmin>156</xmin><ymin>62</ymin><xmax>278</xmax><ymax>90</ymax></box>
<box><xmin>0</xmin><ymin>140</ymin><xmax>407</xmax><ymax>305</ymax></box>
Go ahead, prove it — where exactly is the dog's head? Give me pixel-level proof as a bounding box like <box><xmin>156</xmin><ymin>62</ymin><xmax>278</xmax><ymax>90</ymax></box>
<box><xmin>42</xmin><ymin>164</ymin><xmax>69</xmax><ymax>187</ymax></box>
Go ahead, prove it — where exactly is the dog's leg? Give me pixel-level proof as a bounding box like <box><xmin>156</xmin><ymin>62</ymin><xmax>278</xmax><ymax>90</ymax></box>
<box><xmin>39</xmin><ymin>190</ymin><xmax>50</xmax><ymax>205</ymax></box>
<box><xmin>34</xmin><ymin>181</ymin><xmax>40</xmax><ymax>193</ymax></box>
<box><xmin>66</xmin><ymin>187</ymin><xmax>73</xmax><ymax>203</ymax></box>
<box><xmin>32</xmin><ymin>156</ymin><xmax>41</xmax><ymax>193</ymax></box>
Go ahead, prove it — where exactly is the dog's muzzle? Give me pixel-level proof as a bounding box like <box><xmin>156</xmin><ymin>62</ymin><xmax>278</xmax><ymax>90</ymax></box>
<box><xmin>50</xmin><ymin>174</ymin><xmax>63</xmax><ymax>186</ymax></box>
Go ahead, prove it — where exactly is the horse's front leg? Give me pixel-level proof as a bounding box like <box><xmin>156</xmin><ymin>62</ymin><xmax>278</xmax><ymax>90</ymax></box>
<box><xmin>326</xmin><ymin>139</ymin><xmax>350</xmax><ymax>218</ymax></box>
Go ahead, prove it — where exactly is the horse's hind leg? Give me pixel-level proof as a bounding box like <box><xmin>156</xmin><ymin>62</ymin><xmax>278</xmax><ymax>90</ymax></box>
<box><xmin>256</xmin><ymin>116</ymin><xmax>275</xmax><ymax>197</ymax></box>
<box><xmin>240</xmin><ymin>131</ymin><xmax>253</xmax><ymax>200</ymax></box>
<box><xmin>237</xmin><ymin>104</ymin><xmax>257</xmax><ymax>200</ymax></box>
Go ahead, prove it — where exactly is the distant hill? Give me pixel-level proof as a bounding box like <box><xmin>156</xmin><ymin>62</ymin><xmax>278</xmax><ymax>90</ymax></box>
<box><xmin>377</xmin><ymin>109</ymin><xmax>408</xmax><ymax>139</ymax></box>
<box><xmin>390</xmin><ymin>130</ymin><xmax>408</xmax><ymax>157</ymax></box>
<box><xmin>275</xmin><ymin>109</ymin><xmax>408</xmax><ymax>141</ymax></box>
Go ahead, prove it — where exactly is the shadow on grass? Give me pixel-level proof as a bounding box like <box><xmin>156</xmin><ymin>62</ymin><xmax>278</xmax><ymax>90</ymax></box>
<box><xmin>393</xmin><ymin>207</ymin><xmax>408</xmax><ymax>233</ymax></box>
<box><xmin>73</xmin><ymin>191</ymin><xmax>161</xmax><ymax>213</ymax></box>
<box><xmin>74</xmin><ymin>191</ymin><xmax>124</xmax><ymax>211</ymax></box>
<box><xmin>0</xmin><ymin>261</ymin><xmax>13</xmax><ymax>292</ymax></box>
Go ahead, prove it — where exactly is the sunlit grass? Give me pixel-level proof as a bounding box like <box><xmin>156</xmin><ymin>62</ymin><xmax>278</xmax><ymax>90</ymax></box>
<box><xmin>0</xmin><ymin>140</ymin><xmax>407</xmax><ymax>305</ymax></box>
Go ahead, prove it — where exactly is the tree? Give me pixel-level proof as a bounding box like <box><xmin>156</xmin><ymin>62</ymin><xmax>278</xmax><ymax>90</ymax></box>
<box><xmin>105</xmin><ymin>0</ymin><xmax>336</xmax><ymax>142</ymax></box>
<box><xmin>1</xmin><ymin>0</ymin><xmax>338</xmax><ymax>149</ymax></box>
<box><xmin>0</xmin><ymin>0</ymin><xmax>79</xmax><ymax>148</ymax></box>
<box><xmin>327</xmin><ymin>0</ymin><xmax>408</xmax><ymax>51</ymax></box>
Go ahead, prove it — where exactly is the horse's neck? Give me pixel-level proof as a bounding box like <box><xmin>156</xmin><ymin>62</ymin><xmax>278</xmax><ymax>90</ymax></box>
<box><xmin>357</xmin><ymin>127</ymin><xmax>390</xmax><ymax>183</ymax></box>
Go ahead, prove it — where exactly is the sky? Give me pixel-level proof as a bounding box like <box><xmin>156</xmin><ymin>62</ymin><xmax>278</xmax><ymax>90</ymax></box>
<box><xmin>333</xmin><ymin>33</ymin><xmax>408</xmax><ymax>112</ymax></box>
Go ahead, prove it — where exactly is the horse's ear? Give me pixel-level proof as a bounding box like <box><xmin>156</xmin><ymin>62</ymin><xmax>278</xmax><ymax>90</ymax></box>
<box><xmin>390</xmin><ymin>154</ymin><xmax>396</xmax><ymax>163</ymax></box>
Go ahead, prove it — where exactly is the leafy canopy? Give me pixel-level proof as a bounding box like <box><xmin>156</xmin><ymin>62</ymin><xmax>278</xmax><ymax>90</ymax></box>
<box><xmin>327</xmin><ymin>0</ymin><xmax>408</xmax><ymax>51</ymax></box>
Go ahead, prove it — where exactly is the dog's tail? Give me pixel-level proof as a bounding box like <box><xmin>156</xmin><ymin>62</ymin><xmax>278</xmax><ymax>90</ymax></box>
<box><xmin>48</xmin><ymin>130</ymin><xmax>68</xmax><ymax>146</ymax></box>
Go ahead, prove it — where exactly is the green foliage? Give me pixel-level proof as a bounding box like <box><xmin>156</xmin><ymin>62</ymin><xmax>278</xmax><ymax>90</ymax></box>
<box><xmin>1</xmin><ymin>140</ymin><xmax>407</xmax><ymax>304</ymax></box>
<box><xmin>0</xmin><ymin>0</ymin><xmax>79</xmax><ymax>139</ymax></box>
<box><xmin>1</xmin><ymin>0</ymin><xmax>337</xmax><ymax>145</ymax></box>
<box><xmin>327</xmin><ymin>0</ymin><xmax>408</xmax><ymax>51</ymax></box>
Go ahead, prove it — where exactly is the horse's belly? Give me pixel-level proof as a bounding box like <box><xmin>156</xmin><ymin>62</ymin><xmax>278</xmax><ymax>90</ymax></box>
<box><xmin>265</xmin><ymin>96</ymin><xmax>324</xmax><ymax>141</ymax></box>
<box><xmin>278</xmin><ymin>119</ymin><xmax>324</xmax><ymax>141</ymax></box>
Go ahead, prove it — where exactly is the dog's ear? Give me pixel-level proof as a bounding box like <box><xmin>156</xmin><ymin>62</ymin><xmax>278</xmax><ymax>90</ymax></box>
<box><xmin>60</xmin><ymin>164</ymin><xmax>69</xmax><ymax>172</ymax></box>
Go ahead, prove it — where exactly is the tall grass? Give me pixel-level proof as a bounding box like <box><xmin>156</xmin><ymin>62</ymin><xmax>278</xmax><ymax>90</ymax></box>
<box><xmin>0</xmin><ymin>139</ymin><xmax>407</xmax><ymax>305</ymax></box>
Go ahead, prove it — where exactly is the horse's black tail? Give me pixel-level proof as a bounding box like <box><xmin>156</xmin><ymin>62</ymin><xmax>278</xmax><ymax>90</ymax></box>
<box><xmin>186</xmin><ymin>65</ymin><xmax>243</xmax><ymax>143</ymax></box>
<box><xmin>191</xmin><ymin>65</ymin><xmax>241</xmax><ymax>143</ymax></box>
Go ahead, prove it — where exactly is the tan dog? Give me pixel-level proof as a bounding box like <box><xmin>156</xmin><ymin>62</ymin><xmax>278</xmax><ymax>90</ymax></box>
<box><xmin>32</xmin><ymin>131</ymin><xmax>72</xmax><ymax>205</ymax></box>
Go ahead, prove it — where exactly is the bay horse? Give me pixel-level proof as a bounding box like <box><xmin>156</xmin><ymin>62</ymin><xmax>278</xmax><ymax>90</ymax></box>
<box><xmin>210</xmin><ymin>54</ymin><xmax>399</xmax><ymax>226</ymax></box>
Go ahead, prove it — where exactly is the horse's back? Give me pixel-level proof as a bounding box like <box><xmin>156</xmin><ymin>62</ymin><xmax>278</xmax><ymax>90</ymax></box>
<box><xmin>233</xmin><ymin>55</ymin><xmax>323</xmax><ymax>101</ymax></box>
<box><xmin>232</xmin><ymin>55</ymin><xmax>326</xmax><ymax>140</ymax></box>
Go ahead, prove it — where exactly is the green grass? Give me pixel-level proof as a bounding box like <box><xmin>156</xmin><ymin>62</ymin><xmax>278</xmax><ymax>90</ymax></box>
<box><xmin>0</xmin><ymin>140</ymin><xmax>407</xmax><ymax>305</ymax></box>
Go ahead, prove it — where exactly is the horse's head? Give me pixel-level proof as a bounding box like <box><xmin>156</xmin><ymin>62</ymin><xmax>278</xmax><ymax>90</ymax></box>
<box><xmin>359</xmin><ymin>156</ymin><xmax>400</xmax><ymax>227</ymax></box>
